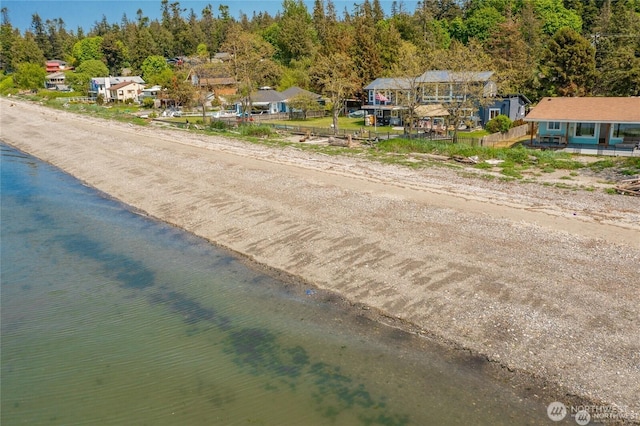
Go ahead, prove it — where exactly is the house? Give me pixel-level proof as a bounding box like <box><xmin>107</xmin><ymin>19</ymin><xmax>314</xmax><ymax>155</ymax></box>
<box><xmin>480</xmin><ymin>94</ymin><xmax>531</xmax><ymax>125</ymax></box>
<box><xmin>46</xmin><ymin>60</ymin><xmax>72</xmax><ymax>73</ymax></box>
<box><xmin>280</xmin><ymin>86</ymin><xmax>324</xmax><ymax>112</ymax></box>
<box><xmin>107</xmin><ymin>81</ymin><xmax>144</xmax><ymax>103</ymax></box>
<box><xmin>90</xmin><ymin>76</ymin><xmax>145</xmax><ymax>102</ymax></box>
<box><xmin>45</xmin><ymin>72</ymin><xmax>66</xmax><ymax>90</ymax></box>
<box><xmin>524</xmin><ymin>97</ymin><xmax>640</xmax><ymax>147</ymax></box>
<box><xmin>236</xmin><ymin>87</ymin><xmax>287</xmax><ymax>114</ymax></box>
<box><xmin>140</xmin><ymin>85</ymin><xmax>163</xmax><ymax>100</ymax></box>
<box><xmin>360</xmin><ymin>105</ymin><xmax>406</xmax><ymax>126</ymax></box>
<box><xmin>363</xmin><ymin>70</ymin><xmax>498</xmax><ymax>127</ymax></box>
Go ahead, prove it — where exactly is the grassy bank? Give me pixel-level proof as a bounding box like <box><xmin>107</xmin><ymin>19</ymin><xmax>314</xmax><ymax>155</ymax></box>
<box><xmin>6</xmin><ymin>93</ymin><xmax>639</xmax><ymax>191</ymax></box>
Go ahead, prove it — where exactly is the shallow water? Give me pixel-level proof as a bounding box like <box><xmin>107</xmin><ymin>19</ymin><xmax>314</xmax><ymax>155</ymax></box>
<box><xmin>1</xmin><ymin>143</ymin><xmax>555</xmax><ymax>425</ymax></box>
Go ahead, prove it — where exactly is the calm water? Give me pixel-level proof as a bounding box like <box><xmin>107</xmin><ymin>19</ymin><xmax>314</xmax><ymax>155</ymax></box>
<box><xmin>1</xmin><ymin>143</ymin><xmax>553</xmax><ymax>425</ymax></box>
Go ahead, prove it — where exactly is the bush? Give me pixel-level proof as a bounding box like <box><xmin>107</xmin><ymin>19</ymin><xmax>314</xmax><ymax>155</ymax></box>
<box><xmin>238</xmin><ymin>124</ymin><xmax>272</xmax><ymax>137</ymax></box>
<box><xmin>142</xmin><ymin>97</ymin><xmax>155</xmax><ymax>108</ymax></box>
<box><xmin>209</xmin><ymin>120</ymin><xmax>228</xmax><ymax>130</ymax></box>
<box><xmin>485</xmin><ymin>114</ymin><xmax>512</xmax><ymax>133</ymax></box>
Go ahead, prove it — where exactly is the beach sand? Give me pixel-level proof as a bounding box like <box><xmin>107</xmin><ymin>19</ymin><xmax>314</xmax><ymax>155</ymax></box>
<box><xmin>2</xmin><ymin>98</ymin><xmax>639</xmax><ymax>418</ymax></box>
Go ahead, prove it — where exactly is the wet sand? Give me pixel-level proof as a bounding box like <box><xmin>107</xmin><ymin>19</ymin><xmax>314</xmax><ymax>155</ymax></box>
<box><xmin>2</xmin><ymin>98</ymin><xmax>639</xmax><ymax>419</ymax></box>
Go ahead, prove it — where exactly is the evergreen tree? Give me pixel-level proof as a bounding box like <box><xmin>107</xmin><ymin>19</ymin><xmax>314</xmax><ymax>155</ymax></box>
<box><xmin>31</xmin><ymin>13</ymin><xmax>52</xmax><ymax>58</ymax></box>
<box><xmin>539</xmin><ymin>27</ymin><xmax>596</xmax><ymax>96</ymax></box>
<box><xmin>10</xmin><ymin>32</ymin><xmax>45</xmax><ymax>70</ymax></box>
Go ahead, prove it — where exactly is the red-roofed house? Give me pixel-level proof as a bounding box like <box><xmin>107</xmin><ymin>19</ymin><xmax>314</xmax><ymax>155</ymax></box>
<box><xmin>108</xmin><ymin>81</ymin><xmax>144</xmax><ymax>103</ymax></box>
<box><xmin>525</xmin><ymin>97</ymin><xmax>640</xmax><ymax>147</ymax></box>
<box><xmin>46</xmin><ymin>60</ymin><xmax>72</xmax><ymax>73</ymax></box>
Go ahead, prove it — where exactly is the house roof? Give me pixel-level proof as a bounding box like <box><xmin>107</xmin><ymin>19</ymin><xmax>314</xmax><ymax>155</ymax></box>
<box><xmin>249</xmin><ymin>88</ymin><xmax>286</xmax><ymax>103</ymax></box>
<box><xmin>108</xmin><ymin>81</ymin><xmax>138</xmax><ymax>91</ymax></box>
<box><xmin>418</xmin><ymin>70</ymin><xmax>494</xmax><ymax>83</ymax></box>
<box><xmin>46</xmin><ymin>72</ymin><xmax>66</xmax><ymax>80</ymax></box>
<box><xmin>364</xmin><ymin>71</ymin><xmax>495</xmax><ymax>90</ymax></box>
<box><xmin>280</xmin><ymin>86</ymin><xmax>322</xmax><ymax>100</ymax></box>
<box><xmin>199</xmin><ymin>77</ymin><xmax>235</xmax><ymax>86</ymax></box>
<box><xmin>364</xmin><ymin>77</ymin><xmax>413</xmax><ymax>90</ymax></box>
<box><xmin>525</xmin><ymin>97</ymin><xmax>640</xmax><ymax>123</ymax></box>
<box><xmin>93</xmin><ymin>76</ymin><xmax>145</xmax><ymax>85</ymax></box>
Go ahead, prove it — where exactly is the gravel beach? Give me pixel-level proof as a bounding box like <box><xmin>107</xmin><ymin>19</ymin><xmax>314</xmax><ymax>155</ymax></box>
<box><xmin>2</xmin><ymin>98</ymin><xmax>639</xmax><ymax>420</ymax></box>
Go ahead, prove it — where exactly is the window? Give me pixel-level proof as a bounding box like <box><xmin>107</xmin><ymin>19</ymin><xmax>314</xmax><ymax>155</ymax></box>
<box><xmin>575</xmin><ymin>122</ymin><xmax>595</xmax><ymax>137</ymax></box>
<box><xmin>614</xmin><ymin>123</ymin><xmax>640</xmax><ymax>138</ymax></box>
<box><xmin>547</xmin><ymin>122</ymin><xmax>561</xmax><ymax>131</ymax></box>
<box><xmin>489</xmin><ymin>108</ymin><xmax>501</xmax><ymax>120</ymax></box>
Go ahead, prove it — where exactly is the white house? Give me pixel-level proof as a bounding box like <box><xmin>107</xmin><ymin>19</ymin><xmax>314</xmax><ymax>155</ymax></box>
<box><xmin>108</xmin><ymin>81</ymin><xmax>144</xmax><ymax>103</ymax></box>
<box><xmin>90</xmin><ymin>76</ymin><xmax>145</xmax><ymax>102</ymax></box>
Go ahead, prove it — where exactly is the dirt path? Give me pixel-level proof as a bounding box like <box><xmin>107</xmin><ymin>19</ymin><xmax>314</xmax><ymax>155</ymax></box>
<box><xmin>2</xmin><ymin>98</ymin><xmax>639</xmax><ymax>418</ymax></box>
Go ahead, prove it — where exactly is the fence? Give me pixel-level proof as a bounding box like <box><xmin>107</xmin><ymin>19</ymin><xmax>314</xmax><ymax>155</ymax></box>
<box><xmin>480</xmin><ymin>124</ymin><xmax>530</xmax><ymax>147</ymax></box>
<box><xmin>55</xmin><ymin>96</ymin><xmax>93</xmax><ymax>103</ymax></box>
<box><xmin>267</xmin><ymin>123</ymin><xmax>398</xmax><ymax>142</ymax></box>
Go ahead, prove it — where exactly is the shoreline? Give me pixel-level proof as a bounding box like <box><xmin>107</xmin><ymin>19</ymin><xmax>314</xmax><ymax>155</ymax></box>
<box><xmin>2</xmin><ymin>98</ymin><xmax>639</xmax><ymax>420</ymax></box>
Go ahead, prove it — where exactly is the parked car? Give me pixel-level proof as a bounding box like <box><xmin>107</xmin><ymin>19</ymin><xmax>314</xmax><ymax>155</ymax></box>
<box><xmin>348</xmin><ymin>110</ymin><xmax>366</xmax><ymax>118</ymax></box>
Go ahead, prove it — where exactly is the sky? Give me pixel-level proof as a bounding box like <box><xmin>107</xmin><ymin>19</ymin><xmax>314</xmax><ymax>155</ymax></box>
<box><xmin>2</xmin><ymin>0</ymin><xmax>421</xmax><ymax>33</ymax></box>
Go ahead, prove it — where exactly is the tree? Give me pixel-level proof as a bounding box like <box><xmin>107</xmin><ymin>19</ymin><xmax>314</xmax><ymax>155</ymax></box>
<box><xmin>531</xmin><ymin>0</ymin><xmax>582</xmax><ymax>36</ymax></box>
<box><xmin>464</xmin><ymin>7</ymin><xmax>505</xmax><ymax>42</ymax></box>
<box><xmin>310</xmin><ymin>51</ymin><xmax>358</xmax><ymax>133</ymax></box>
<box><xmin>390</xmin><ymin>40</ymin><xmax>429</xmax><ymax>133</ymax></box>
<box><xmin>485</xmin><ymin>18</ymin><xmax>534</xmax><ymax>95</ymax></box>
<box><xmin>430</xmin><ymin>40</ymin><xmax>494</xmax><ymax>139</ymax></box>
<box><xmin>66</xmin><ymin>59</ymin><xmax>108</xmax><ymax>93</ymax></box>
<box><xmin>539</xmin><ymin>27</ymin><xmax>596</xmax><ymax>96</ymax></box>
<box><xmin>165</xmin><ymin>71</ymin><xmax>195</xmax><ymax>107</ymax></box>
<box><xmin>102</xmin><ymin>32</ymin><xmax>128</xmax><ymax>75</ymax></box>
<box><xmin>287</xmin><ymin>91</ymin><xmax>322</xmax><ymax>119</ymax></box>
<box><xmin>31</xmin><ymin>13</ymin><xmax>52</xmax><ymax>58</ymax></box>
<box><xmin>10</xmin><ymin>32</ymin><xmax>45</xmax><ymax>70</ymax></box>
<box><xmin>71</xmin><ymin>36</ymin><xmax>104</xmax><ymax>65</ymax></box>
<box><xmin>1</xmin><ymin>8</ymin><xmax>19</xmax><ymax>72</ymax></box>
<box><xmin>274</xmin><ymin>0</ymin><xmax>317</xmax><ymax>65</ymax></box>
<box><xmin>351</xmin><ymin>0</ymin><xmax>381</xmax><ymax>90</ymax></box>
<box><xmin>13</xmin><ymin>62</ymin><xmax>46</xmax><ymax>90</ymax></box>
<box><xmin>591</xmin><ymin>0</ymin><xmax>640</xmax><ymax>96</ymax></box>
<box><xmin>221</xmin><ymin>24</ymin><xmax>279</xmax><ymax>120</ymax></box>
<box><xmin>141</xmin><ymin>55</ymin><xmax>170</xmax><ymax>85</ymax></box>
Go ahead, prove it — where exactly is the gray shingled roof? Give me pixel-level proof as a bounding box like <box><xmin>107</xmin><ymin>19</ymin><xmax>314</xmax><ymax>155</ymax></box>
<box><xmin>364</xmin><ymin>71</ymin><xmax>494</xmax><ymax>90</ymax></box>
<box><xmin>280</xmin><ymin>86</ymin><xmax>322</xmax><ymax>100</ymax></box>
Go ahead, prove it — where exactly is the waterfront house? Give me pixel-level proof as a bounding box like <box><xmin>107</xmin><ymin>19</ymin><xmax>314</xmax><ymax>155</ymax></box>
<box><xmin>235</xmin><ymin>87</ymin><xmax>287</xmax><ymax>115</ymax></box>
<box><xmin>46</xmin><ymin>60</ymin><xmax>72</xmax><ymax>73</ymax></box>
<box><xmin>108</xmin><ymin>81</ymin><xmax>144</xmax><ymax>103</ymax></box>
<box><xmin>363</xmin><ymin>70</ymin><xmax>499</xmax><ymax>127</ymax></box>
<box><xmin>90</xmin><ymin>76</ymin><xmax>145</xmax><ymax>102</ymax></box>
<box><xmin>45</xmin><ymin>72</ymin><xmax>67</xmax><ymax>90</ymax></box>
<box><xmin>524</xmin><ymin>97</ymin><xmax>640</xmax><ymax>147</ymax></box>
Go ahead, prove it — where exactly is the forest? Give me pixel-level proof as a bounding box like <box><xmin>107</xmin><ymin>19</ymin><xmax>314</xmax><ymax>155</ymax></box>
<box><xmin>0</xmin><ymin>0</ymin><xmax>639</xmax><ymax>106</ymax></box>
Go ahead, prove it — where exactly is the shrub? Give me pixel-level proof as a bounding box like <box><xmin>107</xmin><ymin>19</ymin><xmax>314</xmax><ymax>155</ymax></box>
<box><xmin>142</xmin><ymin>97</ymin><xmax>155</xmax><ymax>108</ymax></box>
<box><xmin>485</xmin><ymin>114</ymin><xmax>512</xmax><ymax>134</ymax></box>
<box><xmin>209</xmin><ymin>120</ymin><xmax>228</xmax><ymax>130</ymax></box>
<box><xmin>238</xmin><ymin>124</ymin><xmax>272</xmax><ymax>137</ymax></box>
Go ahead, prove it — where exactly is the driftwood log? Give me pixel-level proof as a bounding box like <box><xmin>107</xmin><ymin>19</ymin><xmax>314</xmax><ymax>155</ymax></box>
<box><xmin>614</xmin><ymin>178</ymin><xmax>640</xmax><ymax>196</ymax></box>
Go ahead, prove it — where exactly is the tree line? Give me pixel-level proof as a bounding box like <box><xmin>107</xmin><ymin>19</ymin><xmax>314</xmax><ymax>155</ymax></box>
<box><xmin>1</xmin><ymin>0</ymin><xmax>639</xmax><ymax>104</ymax></box>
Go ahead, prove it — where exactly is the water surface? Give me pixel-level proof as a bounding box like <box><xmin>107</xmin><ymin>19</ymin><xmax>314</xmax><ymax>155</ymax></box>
<box><xmin>1</xmin><ymin>143</ymin><xmax>553</xmax><ymax>425</ymax></box>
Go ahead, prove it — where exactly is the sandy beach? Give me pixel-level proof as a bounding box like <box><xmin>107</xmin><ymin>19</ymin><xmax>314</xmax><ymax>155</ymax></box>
<box><xmin>2</xmin><ymin>98</ymin><xmax>639</xmax><ymax>419</ymax></box>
